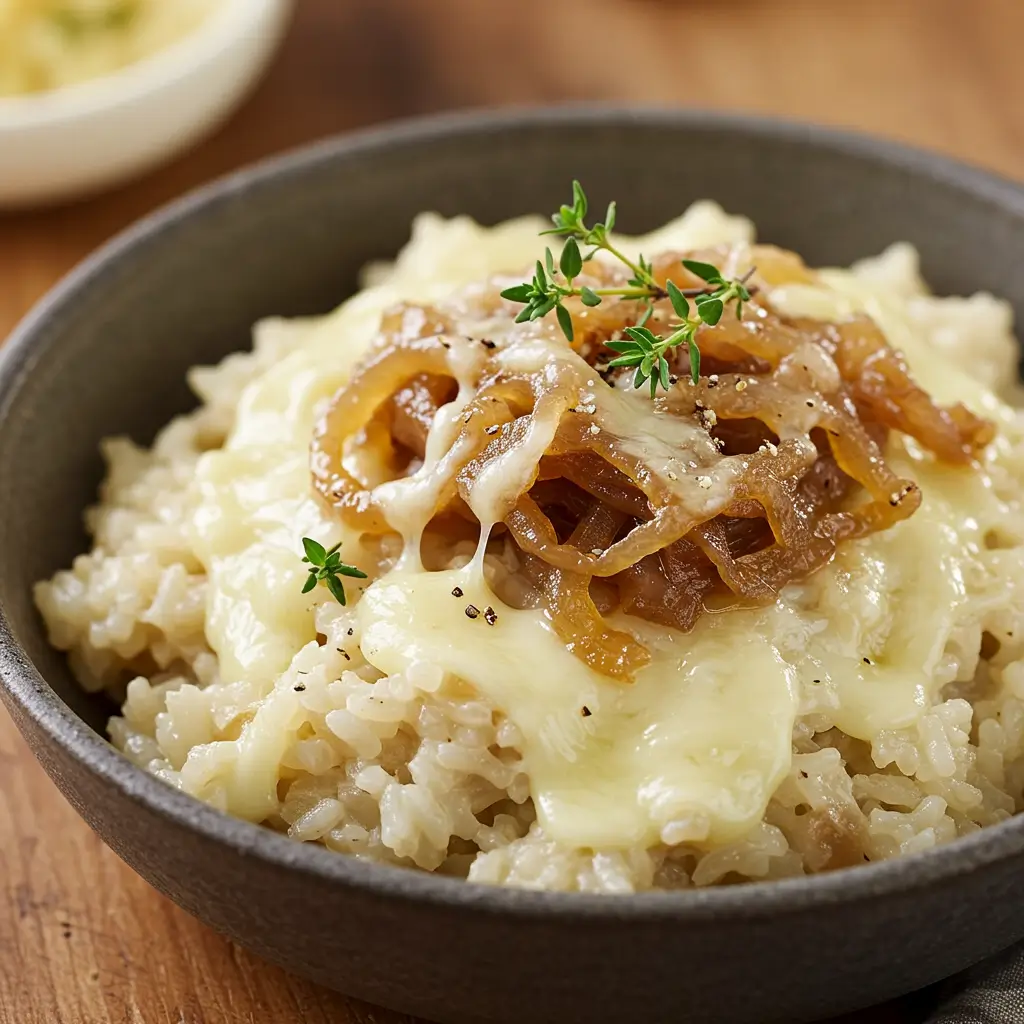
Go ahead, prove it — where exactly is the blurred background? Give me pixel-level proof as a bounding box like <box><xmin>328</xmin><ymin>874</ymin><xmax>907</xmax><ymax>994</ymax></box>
<box><xmin>1</xmin><ymin>1</ymin><xmax>1022</xmax><ymax>1021</ymax></box>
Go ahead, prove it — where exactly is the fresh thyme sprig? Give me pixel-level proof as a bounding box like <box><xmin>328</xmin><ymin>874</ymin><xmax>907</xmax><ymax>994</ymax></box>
<box><xmin>300</xmin><ymin>537</ymin><xmax>367</xmax><ymax>606</ymax></box>
<box><xmin>500</xmin><ymin>181</ymin><xmax>754</xmax><ymax>394</ymax></box>
<box><xmin>608</xmin><ymin>264</ymin><xmax>755</xmax><ymax>398</ymax></box>
<box><xmin>500</xmin><ymin>181</ymin><xmax>660</xmax><ymax>341</ymax></box>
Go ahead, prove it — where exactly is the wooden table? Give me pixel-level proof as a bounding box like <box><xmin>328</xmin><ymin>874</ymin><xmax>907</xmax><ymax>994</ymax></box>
<box><xmin>2</xmin><ymin>1</ymin><xmax>1023</xmax><ymax>1020</ymax></box>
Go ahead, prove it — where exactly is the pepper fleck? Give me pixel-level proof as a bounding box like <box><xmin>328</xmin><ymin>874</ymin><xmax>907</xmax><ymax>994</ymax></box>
<box><xmin>581</xmin><ymin>706</ymin><xmax>592</xmax><ymax>717</ymax></box>
<box><xmin>863</xmin><ymin>657</ymin><xmax>872</xmax><ymax>665</ymax></box>
<box><xmin>484</xmin><ymin>606</ymin><xmax>498</xmax><ymax>626</ymax></box>
<box><xmin>480</xmin><ymin>338</ymin><xmax>496</xmax><ymax>349</ymax></box>
<box><xmin>452</xmin><ymin>586</ymin><xmax>464</xmax><ymax>598</ymax></box>
<box><xmin>294</xmin><ymin>683</ymin><xmax>306</xmax><ymax>692</ymax></box>
<box><xmin>465</xmin><ymin>604</ymin><xmax>481</xmax><ymax>619</ymax></box>
<box><xmin>485</xmin><ymin>425</ymin><xmax>499</xmax><ymax>436</ymax></box>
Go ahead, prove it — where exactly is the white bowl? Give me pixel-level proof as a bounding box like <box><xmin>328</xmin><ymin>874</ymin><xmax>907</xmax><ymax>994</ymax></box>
<box><xmin>0</xmin><ymin>0</ymin><xmax>293</xmax><ymax>207</ymax></box>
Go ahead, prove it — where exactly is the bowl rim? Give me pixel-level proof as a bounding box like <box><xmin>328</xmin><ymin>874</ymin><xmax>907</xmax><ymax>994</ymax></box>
<box><xmin>0</xmin><ymin>0</ymin><xmax>291</xmax><ymax>129</ymax></box>
<box><xmin>3</xmin><ymin>104</ymin><xmax>1024</xmax><ymax>923</ymax></box>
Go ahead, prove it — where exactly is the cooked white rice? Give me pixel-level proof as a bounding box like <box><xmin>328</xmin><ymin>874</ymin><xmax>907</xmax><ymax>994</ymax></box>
<box><xmin>34</xmin><ymin>206</ymin><xmax>1024</xmax><ymax>892</ymax></box>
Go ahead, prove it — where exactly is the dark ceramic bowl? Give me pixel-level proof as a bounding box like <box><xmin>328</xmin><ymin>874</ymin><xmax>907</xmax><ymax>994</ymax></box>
<box><xmin>3</xmin><ymin>108</ymin><xmax>1024</xmax><ymax>1024</ymax></box>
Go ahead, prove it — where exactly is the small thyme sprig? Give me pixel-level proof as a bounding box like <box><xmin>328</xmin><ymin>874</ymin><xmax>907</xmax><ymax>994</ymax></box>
<box><xmin>608</xmin><ymin>264</ymin><xmax>755</xmax><ymax>398</ymax></box>
<box><xmin>300</xmin><ymin>537</ymin><xmax>367</xmax><ymax>605</ymax></box>
<box><xmin>500</xmin><ymin>181</ymin><xmax>753</xmax><ymax>394</ymax></box>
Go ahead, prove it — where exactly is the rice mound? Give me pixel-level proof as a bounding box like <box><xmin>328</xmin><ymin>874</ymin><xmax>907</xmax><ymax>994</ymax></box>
<box><xmin>34</xmin><ymin>209</ymin><xmax>1024</xmax><ymax>893</ymax></box>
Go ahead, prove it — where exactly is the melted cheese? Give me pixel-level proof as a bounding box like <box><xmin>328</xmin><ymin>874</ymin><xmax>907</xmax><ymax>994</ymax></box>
<box><xmin>787</xmin><ymin>443</ymin><xmax>1003</xmax><ymax>738</ymax></box>
<box><xmin>190</xmin><ymin>344</ymin><xmax>363</xmax><ymax>690</ymax></box>
<box><xmin>358</xmin><ymin>567</ymin><xmax>798</xmax><ymax>847</ymax></box>
<box><xmin>185</xmin><ymin>209</ymin><xmax>1018</xmax><ymax>848</ymax></box>
<box><xmin>350</xmin><ymin>433</ymin><xmax>1010</xmax><ymax>850</ymax></box>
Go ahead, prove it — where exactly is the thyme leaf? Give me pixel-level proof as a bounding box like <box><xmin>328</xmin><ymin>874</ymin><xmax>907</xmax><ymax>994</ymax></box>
<box><xmin>300</xmin><ymin>537</ymin><xmax>367</xmax><ymax>606</ymax></box>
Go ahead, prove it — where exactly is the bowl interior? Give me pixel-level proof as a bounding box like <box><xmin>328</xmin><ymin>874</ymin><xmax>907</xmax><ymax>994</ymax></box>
<box><xmin>3</xmin><ymin>108</ymin><xmax>1024</xmax><ymax>735</ymax></box>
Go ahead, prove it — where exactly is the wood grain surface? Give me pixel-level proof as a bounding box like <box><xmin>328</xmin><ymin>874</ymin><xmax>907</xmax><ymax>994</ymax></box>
<box><xmin>2</xmin><ymin>1</ymin><xmax>1024</xmax><ymax>1021</ymax></box>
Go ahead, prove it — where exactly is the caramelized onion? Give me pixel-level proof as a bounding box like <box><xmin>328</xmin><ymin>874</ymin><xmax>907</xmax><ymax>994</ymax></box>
<box><xmin>310</xmin><ymin>246</ymin><xmax>993</xmax><ymax>680</ymax></box>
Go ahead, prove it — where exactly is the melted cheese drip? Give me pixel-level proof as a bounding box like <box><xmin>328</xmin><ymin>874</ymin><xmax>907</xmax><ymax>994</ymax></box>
<box><xmin>490</xmin><ymin>333</ymin><xmax>757</xmax><ymax>521</ymax></box>
<box><xmin>186</xmin><ymin>209</ymin><xmax>1019</xmax><ymax>847</ymax></box>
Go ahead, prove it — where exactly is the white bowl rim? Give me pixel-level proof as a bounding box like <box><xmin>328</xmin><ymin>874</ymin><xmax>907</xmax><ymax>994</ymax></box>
<box><xmin>0</xmin><ymin>0</ymin><xmax>288</xmax><ymax>129</ymax></box>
